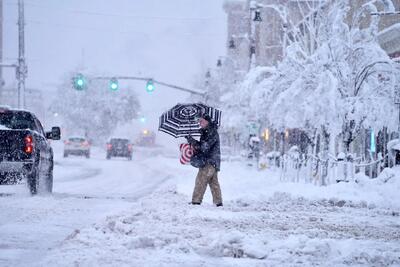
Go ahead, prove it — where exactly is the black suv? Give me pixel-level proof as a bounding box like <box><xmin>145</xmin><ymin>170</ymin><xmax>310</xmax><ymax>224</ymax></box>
<box><xmin>106</xmin><ymin>138</ymin><xmax>132</xmax><ymax>160</ymax></box>
<box><xmin>0</xmin><ymin>107</ymin><xmax>61</xmax><ymax>194</ymax></box>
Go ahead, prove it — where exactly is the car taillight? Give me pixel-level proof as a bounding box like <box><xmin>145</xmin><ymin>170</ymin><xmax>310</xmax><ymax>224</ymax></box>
<box><xmin>107</xmin><ymin>144</ymin><xmax>112</xmax><ymax>150</ymax></box>
<box><xmin>82</xmin><ymin>141</ymin><xmax>90</xmax><ymax>147</ymax></box>
<box><xmin>24</xmin><ymin>135</ymin><xmax>34</xmax><ymax>154</ymax></box>
<box><xmin>128</xmin><ymin>144</ymin><xmax>132</xmax><ymax>151</ymax></box>
<box><xmin>64</xmin><ymin>140</ymin><xmax>70</xmax><ymax>145</ymax></box>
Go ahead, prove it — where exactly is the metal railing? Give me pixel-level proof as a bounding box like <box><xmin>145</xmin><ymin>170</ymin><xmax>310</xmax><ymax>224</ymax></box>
<box><xmin>278</xmin><ymin>153</ymin><xmax>387</xmax><ymax>186</ymax></box>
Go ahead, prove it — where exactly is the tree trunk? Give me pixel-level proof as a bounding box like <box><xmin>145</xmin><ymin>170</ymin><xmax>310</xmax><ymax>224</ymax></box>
<box><xmin>321</xmin><ymin>126</ymin><xmax>330</xmax><ymax>186</ymax></box>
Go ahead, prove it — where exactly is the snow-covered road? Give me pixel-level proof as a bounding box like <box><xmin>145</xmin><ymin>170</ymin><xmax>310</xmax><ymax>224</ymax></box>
<box><xmin>1</xmin><ymin>142</ymin><xmax>399</xmax><ymax>266</ymax></box>
<box><xmin>0</xmin><ymin>144</ymin><xmax>173</xmax><ymax>267</ymax></box>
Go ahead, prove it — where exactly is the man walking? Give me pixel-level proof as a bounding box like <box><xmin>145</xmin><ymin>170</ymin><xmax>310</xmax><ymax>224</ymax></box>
<box><xmin>186</xmin><ymin>113</ymin><xmax>222</xmax><ymax>207</ymax></box>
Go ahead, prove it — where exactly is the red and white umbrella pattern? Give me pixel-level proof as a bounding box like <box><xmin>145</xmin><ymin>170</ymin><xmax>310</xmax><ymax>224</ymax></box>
<box><xmin>179</xmin><ymin>143</ymin><xmax>194</xmax><ymax>165</ymax></box>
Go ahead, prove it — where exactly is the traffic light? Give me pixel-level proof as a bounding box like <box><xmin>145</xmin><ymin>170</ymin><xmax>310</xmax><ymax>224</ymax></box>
<box><xmin>109</xmin><ymin>78</ymin><xmax>118</xmax><ymax>91</ymax></box>
<box><xmin>72</xmin><ymin>73</ymin><xmax>87</xmax><ymax>91</ymax></box>
<box><xmin>146</xmin><ymin>79</ymin><xmax>155</xmax><ymax>92</ymax></box>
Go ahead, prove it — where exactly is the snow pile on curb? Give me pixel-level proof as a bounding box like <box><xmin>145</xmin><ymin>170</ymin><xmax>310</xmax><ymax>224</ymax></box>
<box><xmin>176</xmin><ymin>161</ymin><xmax>400</xmax><ymax>210</ymax></box>
<box><xmin>40</xmin><ymin>187</ymin><xmax>400</xmax><ymax>266</ymax></box>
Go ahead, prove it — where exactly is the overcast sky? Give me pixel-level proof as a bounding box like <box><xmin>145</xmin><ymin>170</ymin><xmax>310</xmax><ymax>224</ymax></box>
<box><xmin>3</xmin><ymin>0</ymin><xmax>227</xmax><ymax>137</ymax></box>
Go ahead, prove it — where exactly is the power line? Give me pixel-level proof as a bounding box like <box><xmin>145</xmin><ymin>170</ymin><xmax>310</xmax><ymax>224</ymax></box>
<box><xmin>4</xmin><ymin>1</ymin><xmax>225</xmax><ymax>22</ymax></box>
<box><xmin>4</xmin><ymin>18</ymin><xmax>225</xmax><ymax>39</ymax></box>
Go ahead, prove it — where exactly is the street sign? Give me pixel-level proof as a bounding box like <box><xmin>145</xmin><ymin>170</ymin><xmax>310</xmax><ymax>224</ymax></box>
<box><xmin>247</xmin><ymin>121</ymin><xmax>260</xmax><ymax>135</ymax></box>
<box><xmin>370</xmin><ymin>130</ymin><xmax>376</xmax><ymax>153</ymax></box>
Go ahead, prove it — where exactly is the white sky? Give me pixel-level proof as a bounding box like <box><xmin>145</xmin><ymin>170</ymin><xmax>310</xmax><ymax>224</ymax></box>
<box><xmin>3</xmin><ymin>0</ymin><xmax>227</xmax><ymax>142</ymax></box>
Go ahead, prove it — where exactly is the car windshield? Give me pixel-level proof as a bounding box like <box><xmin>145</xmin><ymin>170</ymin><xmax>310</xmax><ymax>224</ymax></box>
<box><xmin>0</xmin><ymin>111</ymin><xmax>36</xmax><ymax>131</ymax></box>
<box><xmin>110</xmin><ymin>139</ymin><xmax>129</xmax><ymax>145</ymax></box>
<box><xmin>69</xmin><ymin>137</ymin><xmax>86</xmax><ymax>142</ymax></box>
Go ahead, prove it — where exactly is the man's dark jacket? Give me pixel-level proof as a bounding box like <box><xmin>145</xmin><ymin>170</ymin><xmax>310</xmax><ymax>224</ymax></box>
<box><xmin>187</xmin><ymin>123</ymin><xmax>221</xmax><ymax>171</ymax></box>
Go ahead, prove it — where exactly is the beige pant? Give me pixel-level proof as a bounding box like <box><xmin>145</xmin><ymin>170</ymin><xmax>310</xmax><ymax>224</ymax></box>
<box><xmin>192</xmin><ymin>164</ymin><xmax>222</xmax><ymax>204</ymax></box>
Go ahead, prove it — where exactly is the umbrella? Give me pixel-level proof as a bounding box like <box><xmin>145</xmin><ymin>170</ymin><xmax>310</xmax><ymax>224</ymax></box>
<box><xmin>159</xmin><ymin>103</ymin><xmax>221</xmax><ymax>138</ymax></box>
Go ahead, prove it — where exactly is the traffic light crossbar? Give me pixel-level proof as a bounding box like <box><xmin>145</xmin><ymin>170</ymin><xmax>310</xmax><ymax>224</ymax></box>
<box><xmin>73</xmin><ymin>74</ymin><xmax>205</xmax><ymax>96</ymax></box>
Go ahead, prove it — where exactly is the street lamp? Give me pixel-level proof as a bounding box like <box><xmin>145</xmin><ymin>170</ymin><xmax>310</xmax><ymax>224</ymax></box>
<box><xmin>253</xmin><ymin>9</ymin><xmax>262</xmax><ymax>22</ymax></box>
<box><xmin>249</xmin><ymin>1</ymin><xmax>263</xmax><ymax>69</ymax></box>
<box><xmin>282</xmin><ymin>23</ymin><xmax>288</xmax><ymax>58</ymax></box>
<box><xmin>204</xmin><ymin>69</ymin><xmax>211</xmax><ymax>88</ymax></box>
<box><xmin>216</xmin><ymin>56</ymin><xmax>237</xmax><ymax>70</ymax></box>
<box><xmin>229</xmin><ymin>38</ymin><xmax>236</xmax><ymax>49</ymax></box>
<box><xmin>205</xmin><ymin>69</ymin><xmax>211</xmax><ymax>79</ymax></box>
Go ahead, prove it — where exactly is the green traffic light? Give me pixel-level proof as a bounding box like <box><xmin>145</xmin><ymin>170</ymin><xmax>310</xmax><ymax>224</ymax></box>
<box><xmin>146</xmin><ymin>80</ymin><xmax>154</xmax><ymax>92</ymax></box>
<box><xmin>110</xmin><ymin>78</ymin><xmax>118</xmax><ymax>91</ymax></box>
<box><xmin>73</xmin><ymin>73</ymin><xmax>87</xmax><ymax>90</ymax></box>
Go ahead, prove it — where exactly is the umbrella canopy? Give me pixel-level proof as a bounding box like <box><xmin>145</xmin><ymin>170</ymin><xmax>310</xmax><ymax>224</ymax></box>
<box><xmin>159</xmin><ymin>103</ymin><xmax>221</xmax><ymax>138</ymax></box>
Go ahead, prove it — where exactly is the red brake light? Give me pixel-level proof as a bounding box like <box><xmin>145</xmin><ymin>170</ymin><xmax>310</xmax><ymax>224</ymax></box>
<box><xmin>25</xmin><ymin>146</ymin><xmax>33</xmax><ymax>153</ymax></box>
<box><xmin>107</xmin><ymin>144</ymin><xmax>112</xmax><ymax>150</ymax></box>
<box><xmin>128</xmin><ymin>144</ymin><xmax>132</xmax><ymax>151</ymax></box>
<box><xmin>24</xmin><ymin>135</ymin><xmax>34</xmax><ymax>154</ymax></box>
<box><xmin>25</xmin><ymin>136</ymin><xmax>33</xmax><ymax>143</ymax></box>
<box><xmin>82</xmin><ymin>141</ymin><xmax>90</xmax><ymax>147</ymax></box>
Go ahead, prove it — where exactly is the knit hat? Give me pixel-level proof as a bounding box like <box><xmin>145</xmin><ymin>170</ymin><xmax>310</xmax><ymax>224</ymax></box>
<box><xmin>201</xmin><ymin>113</ymin><xmax>212</xmax><ymax>123</ymax></box>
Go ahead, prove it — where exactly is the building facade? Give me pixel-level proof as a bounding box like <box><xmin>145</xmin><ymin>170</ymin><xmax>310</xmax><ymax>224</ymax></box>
<box><xmin>224</xmin><ymin>0</ymin><xmax>400</xmax><ymax>70</ymax></box>
<box><xmin>223</xmin><ymin>1</ymin><xmax>250</xmax><ymax>74</ymax></box>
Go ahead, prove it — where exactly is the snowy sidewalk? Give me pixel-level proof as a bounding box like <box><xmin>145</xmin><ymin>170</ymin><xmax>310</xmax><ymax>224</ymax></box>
<box><xmin>39</xmin><ymin>160</ymin><xmax>400</xmax><ymax>266</ymax></box>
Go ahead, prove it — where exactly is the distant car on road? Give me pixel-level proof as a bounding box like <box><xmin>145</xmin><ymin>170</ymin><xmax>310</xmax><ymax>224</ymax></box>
<box><xmin>106</xmin><ymin>138</ymin><xmax>132</xmax><ymax>160</ymax></box>
<box><xmin>136</xmin><ymin>129</ymin><xmax>155</xmax><ymax>146</ymax></box>
<box><xmin>0</xmin><ymin>106</ymin><xmax>60</xmax><ymax>194</ymax></box>
<box><xmin>63</xmin><ymin>136</ymin><xmax>90</xmax><ymax>158</ymax></box>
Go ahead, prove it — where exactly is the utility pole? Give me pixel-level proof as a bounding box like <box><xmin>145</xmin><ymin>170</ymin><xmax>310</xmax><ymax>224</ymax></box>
<box><xmin>0</xmin><ymin>0</ymin><xmax>3</xmax><ymax>98</ymax></box>
<box><xmin>17</xmin><ymin>0</ymin><xmax>27</xmax><ymax>109</ymax></box>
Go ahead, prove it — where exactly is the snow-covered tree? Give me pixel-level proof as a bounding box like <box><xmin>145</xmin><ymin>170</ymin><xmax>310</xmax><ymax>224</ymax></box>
<box><xmin>225</xmin><ymin>0</ymin><xmax>399</xmax><ymax>157</ymax></box>
<box><xmin>51</xmin><ymin>71</ymin><xmax>140</xmax><ymax>143</ymax></box>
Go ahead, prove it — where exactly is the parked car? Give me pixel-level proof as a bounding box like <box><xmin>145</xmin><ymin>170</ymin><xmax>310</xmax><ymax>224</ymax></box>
<box><xmin>0</xmin><ymin>106</ymin><xmax>60</xmax><ymax>194</ymax></box>
<box><xmin>106</xmin><ymin>138</ymin><xmax>132</xmax><ymax>160</ymax></box>
<box><xmin>63</xmin><ymin>136</ymin><xmax>90</xmax><ymax>158</ymax></box>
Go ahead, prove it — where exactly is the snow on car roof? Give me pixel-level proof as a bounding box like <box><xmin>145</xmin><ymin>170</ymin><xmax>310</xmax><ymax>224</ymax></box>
<box><xmin>67</xmin><ymin>136</ymin><xmax>87</xmax><ymax>140</ymax></box>
<box><xmin>108</xmin><ymin>136</ymin><xmax>131</xmax><ymax>141</ymax></box>
<box><xmin>0</xmin><ymin>125</ymin><xmax>12</xmax><ymax>130</ymax></box>
<box><xmin>4</xmin><ymin>108</ymin><xmax>35</xmax><ymax>114</ymax></box>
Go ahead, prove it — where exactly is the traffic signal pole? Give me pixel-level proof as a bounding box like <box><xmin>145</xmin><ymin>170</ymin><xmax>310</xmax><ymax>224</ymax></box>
<box><xmin>91</xmin><ymin>75</ymin><xmax>205</xmax><ymax>96</ymax></box>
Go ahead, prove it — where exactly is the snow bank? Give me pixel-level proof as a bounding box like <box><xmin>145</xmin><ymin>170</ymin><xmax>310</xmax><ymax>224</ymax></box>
<box><xmin>174</xmin><ymin>161</ymin><xmax>400</xmax><ymax>210</ymax></box>
<box><xmin>40</xmin><ymin>186</ymin><xmax>400</xmax><ymax>266</ymax></box>
<box><xmin>37</xmin><ymin>157</ymin><xmax>400</xmax><ymax>266</ymax></box>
